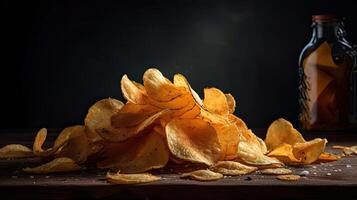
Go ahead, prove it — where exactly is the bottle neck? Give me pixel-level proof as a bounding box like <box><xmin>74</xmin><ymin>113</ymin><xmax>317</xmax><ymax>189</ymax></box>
<box><xmin>312</xmin><ymin>21</ymin><xmax>342</xmax><ymax>41</ymax></box>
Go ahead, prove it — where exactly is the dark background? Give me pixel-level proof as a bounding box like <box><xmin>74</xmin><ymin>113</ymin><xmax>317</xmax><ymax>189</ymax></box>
<box><xmin>1</xmin><ymin>0</ymin><xmax>357</xmax><ymax>130</ymax></box>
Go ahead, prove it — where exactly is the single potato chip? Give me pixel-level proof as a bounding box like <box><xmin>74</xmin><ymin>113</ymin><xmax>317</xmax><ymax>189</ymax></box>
<box><xmin>97</xmin><ymin>131</ymin><xmax>169</xmax><ymax>173</ymax></box>
<box><xmin>213</xmin><ymin>123</ymin><xmax>239</xmax><ymax>160</ymax></box>
<box><xmin>166</xmin><ymin>118</ymin><xmax>221</xmax><ymax>166</ymax></box>
<box><xmin>276</xmin><ymin>174</ymin><xmax>300</xmax><ymax>181</ymax></box>
<box><xmin>99</xmin><ymin>109</ymin><xmax>168</xmax><ymax>142</ymax></box>
<box><xmin>318</xmin><ymin>152</ymin><xmax>341</xmax><ymax>162</ymax></box>
<box><xmin>23</xmin><ymin>157</ymin><xmax>80</xmax><ymax>174</ymax></box>
<box><xmin>260</xmin><ymin>168</ymin><xmax>292</xmax><ymax>175</ymax></box>
<box><xmin>210</xmin><ymin>161</ymin><xmax>257</xmax><ymax>175</ymax></box>
<box><xmin>173</xmin><ymin>73</ymin><xmax>204</xmax><ymax>107</ymax></box>
<box><xmin>267</xmin><ymin>143</ymin><xmax>301</xmax><ymax>164</ymax></box>
<box><xmin>85</xmin><ymin>98</ymin><xmax>124</xmax><ymax>142</ymax></box>
<box><xmin>181</xmin><ymin>169</ymin><xmax>223</xmax><ymax>181</ymax></box>
<box><xmin>265</xmin><ymin>118</ymin><xmax>305</xmax><ymax>150</ymax></box>
<box><xmin>0</xmin><ymin>144</ymin><xmax>33</xmax><ymax>158</ymax></box>
<box><xmin>203</xmin><ymin>87</ymin><xmax>230</xmax><ymax>116</ymax></box>
<box><xmin>121</xmin><ymin>74</ymin><xmax>147</xmax><ymax>105</ymax></box>
<box><xmin>225</xmin><ymin>93</ymin><xmax>236</xmax><ymax>114</ymax></box>
<box><xmin>106</xmin><ymin>172</ymin><xmax>161</xmax><ymax>184</ymax></box>
<box><xmin>292</xmin><ymin>138</ymin><xmax>327</xmax><ymax>164</ymax></box>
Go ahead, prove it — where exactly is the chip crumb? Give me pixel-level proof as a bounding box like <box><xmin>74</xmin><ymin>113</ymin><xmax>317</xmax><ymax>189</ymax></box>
<box><xmin>346</xmin><ymin>164</ymin><xmax>352</xmax><ymax>168</ymax></box>
<box><xmin>326</xmin><ymin>173</ymin><xmax>332</xmax><ymax>176</ymax></box>
<box><xmin>276</xmin><ymin>175</ymin><xmax>300</xmax><ymax>181</ymax></box>
<box><xmin>244</xmin><ymin>176</ymin><xmax>252</xmax><ymax>181</ymax></box>
<box><xmin>299</xmin><ymin>170</ymin><xmax>309</xmax><ymax>176</ymax></box>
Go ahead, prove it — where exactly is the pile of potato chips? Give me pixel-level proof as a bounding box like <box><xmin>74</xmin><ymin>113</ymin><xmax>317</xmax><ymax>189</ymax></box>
<box><xmin>0</xmin><ymin>68</ymin><xmax>346</xmax><ymax>183</ymax></box>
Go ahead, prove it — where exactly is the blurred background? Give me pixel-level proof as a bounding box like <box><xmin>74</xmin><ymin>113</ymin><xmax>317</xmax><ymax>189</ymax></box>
<box><xmin>1</xmin><ymin>0</ymin><xmax>357</xmax><ymax>130</ymax></box>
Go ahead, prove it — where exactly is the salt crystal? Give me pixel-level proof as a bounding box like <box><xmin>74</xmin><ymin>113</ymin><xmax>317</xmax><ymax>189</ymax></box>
<box><xmin>346</xmin><ymin>164</ymin><xmax>352</xmax><ymax>168</ymax></box>
<box><xmin>326</xmin><ymin>173</ymin><xmax>332</xmax><ymax>176</ymax></box>
<box><xmin>338</xmin><ymin>169</ymin><xmax>342</xmax><ymax>172</ymax></box>
<box><xmin>45</xmin><ymin>176</ymin><xmax>50</xmax><ymax>178</ymax></box>
<box><xmin>312</xmin><ymin>166</ymin><xmax>317</xmax><ymax>169</ymax></box>
<box><xmin>299</xmin><ymin>170</ymin><xmax>310</xmax><ymax>176</ymax></box>
<box><xmin>29</xmin><ymin>176</ymin><xmax>34</xmax><ymax>179</ymax></box>
<box><xmin>313</xmin><ymin>172</ymin><xmax>317</xmax><ymax>175</ymax></box>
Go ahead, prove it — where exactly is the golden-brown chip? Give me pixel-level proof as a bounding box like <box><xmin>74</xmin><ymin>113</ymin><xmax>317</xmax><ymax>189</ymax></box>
<box><xmin>260</xmin><ymin>168</ymin><xmax>292</xmax><ymax>175</ymax></box>
<box><xmin>97</xmin><ymin>131</ymin><xmax>169</xmax><ymax>173</ymax></box>
<box><xmin>99</xmin><ymin>109</ymin><xmax>168</xmax><ymax>142</ymax></box>
<box><xmin>318</xmin><ymin>152</ymin><xmax>341</xmax><ymax>162</ymax></box>
<box><xmin>228</xmin><ymin>114</ymin><xmax>248</xmax><ymax>131</ymax></box>
<box><xmin>292</xmin><ymin>138</ymin><xmax>327</xmax><ymax>164</ymax></box>
<box><xmin>265</xmin><ymin>118</ymin><xmax>305</xmax><ymax>150</ymax></box>
<box><xmin>85</xmin><ymin>98</ymin><xmax>124</xmax><ymax>142</ymax></box>
<box><xmin>173</xmin><ymin>73</ymin><xmax>204</xmax><ymax>107</ymax></box>
<box><xmin>181</xmin><ymin>169</ymin><xmax>223</xmax><ymax>181</ymax></box>
<box><xmin>237</xmin><ymin>130</ymin><xmax>282</xmax><ymax>166</ymax></box>
<box><xmin>121</xmin><ymin>74</ymin><xmax>147</xmax><ymax>105</ymax></box>
<box><xmin>213</xmin><ymin>123</ymin><xmax>239</xmax><ymax>160</ymax></box>
<box><xmin>111</xmin><ymin>103</ymin><xmax>160</xmax><ymax>128</ymax></box>
<box><xmin>276</xmin><ymin>174</ymin><xmax>300</xmax><ymax>181</ymax></box>
<box><xmin>106</xmin><ymin>172</ymin><xmax>161</xmax><ymax>184</ymax></box>
<box><xmin>166</xmin><ymin>118</ymin><xmax>221</xmax><ymax>166</ymax></box>
<box><xmin>210</xmin><ymin>161</ymin><xmax>257</xmax><ymax>175</ymax></box>
<box><xmin>23</xmin><ymin>157</ymin><xmax>80</xmax><ymax>174</ymax></box>
<box><xmin>225</xmin><ymin>93</ymin><xmax>236</xmax><ymax>114</ymax></box>
<box><xmin>203</xmin><ymin>87</ymin><xmax>229</xmax><ymax>116</ymax></box>
<box><xmin>0</xmin><ymin>144</ymin><xmax>33</xmax><ymax>158</ymax></box>
<box><xmin>33</xmin><ymin>126</ymin><xmax>85</xmax><ymax>157</ymax></box>
<box><xmin>267</xmin><ymin>143</ymin><xmax>301</xmax><ymax>164</ymax></box>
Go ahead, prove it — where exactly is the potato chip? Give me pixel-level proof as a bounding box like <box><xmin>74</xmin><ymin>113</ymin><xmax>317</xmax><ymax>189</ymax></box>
<box><xmin>225</xmin><ymin>93</ymin><xmax>236</xmax><ymax>114</ymax></box>
<box><xmin>199</xmin><ymin>108</ymin><xmax>229</xmax><ymax>124</ymax></box>
<box><xmin>0</xmin><ymin>144</ymin><xmax>33</xmax><ymax>158</ymax></box>
<box><xmin>121</xmin><ymin>74</ymin><xmax>147</xmax><ymax>105</ymax></box>
<box><xmin>143</xmin><ymin>68</ymin><xmax>186</xmax><ymax>102</ymax></box>
<box><xmin>181</xmin><ymin>169</ymin><xmax>223</xmax><ymax>181</ymax></box>
<box><xmin>98</xmin><ymin>109</ymin><xmax>168</xmax><ymax>142</ymax></box>
<box><xmin>210</xmin><ymin>161</ymin><xmax>257</xmax><ymax>175</ymax></box>
<box><xmin>213</xmin><ymin>123</ymin><xmax>239</xmax><ymax>160</ymax></box>
<box><xmin>260</xmin><ymin>168</ymin><xmax>292</xmax><ymax>175</ymax></box>
<box><xmin>228</xmin><ymin>114</ymin><xmax>248</xmax><ymax>131</ymax></box>
<box><xmin>106</xmin><ymin>172</ymin><xmax>161</xmax><ymax>184</ymax></box>
<box><xmin>111</xmin><ymin>103</ymin><xmax>160</xmax><ymax>128</ymax></box>
<box><xmin>33</xmin><ymin>126</ymin><xmax>85</xmax><ymax>157</ymax></box>
<box><xmin>237</xmin><ymin>131</ymin><xmax>282</xmax><ymax>166</ymax></box>
<box><xmin>23</xmin><ymin>157</ymin><xmax>80</xmax><ymax>174</ymax></box>
<box><xmin>242</xmin><ymin>129</ymin><xmax>267</xmax><ymax>154</ymax></box>
<box><xmin>173</xmin><ymin>73</ymin><xmax>204</xmax><ymax>107</ymax></box>
<box><xmin>54</xmin><ymin>130</ymin><xmax>89</xmax><ymax>164</ymax></box>
<box><xmin>332</xmin><ymin>145</ymin><xmax>357</xmax><ymax>156</ymax></box>
<box><xmin>166</xmin><ymin>118</ymin><xmax>221</xmax><ymax>165</ymax></box>
<box><xmin>203</xmin><ymin>87</ymin><xmax>230</xmax><ymax>116</ymax></box>
<box><xmin>276</xmin><ymin>174</ymin><xmax>300</xmax><ymax>181</ymax></box>
<box><xmin>292</xmin><ymin>138</ymin><xmax>327</xmax><ymax>164</ymax></box>
<box><xmin>265</xmin><ymin>118</ymin><xmax>305</xmax><ymax>150</ymax></box>
<box><xmin>318</xmin><ymin>152</ymin><xmax>341</xmax><ymax>162</ymax></box>
<box><xmin>85</xmin><ymin>98</ymin><xmax>124</xmax><ymax>142</ymax></box>
<box><xmin>97</xmin><ymin>131</ymin><xmax>169</xmax><ymax>173</ymax></box>
<box><xmin>267</xmin><ymin>143</ymin><xmax>301</xmax><ymax>164</ymax></box>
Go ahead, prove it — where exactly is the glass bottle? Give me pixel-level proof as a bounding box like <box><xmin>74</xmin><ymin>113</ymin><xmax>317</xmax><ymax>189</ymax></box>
<box><xmin>299</xmin><ymin>15</ymin><xmax>357</xmax><ymax>131</ymax></box>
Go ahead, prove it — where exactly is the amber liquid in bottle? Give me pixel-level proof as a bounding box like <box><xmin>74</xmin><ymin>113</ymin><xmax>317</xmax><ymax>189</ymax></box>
<box><xmin>299</xmin><ymin>15</ymin><xmax>357</xmax><ymax>131</ymax></box>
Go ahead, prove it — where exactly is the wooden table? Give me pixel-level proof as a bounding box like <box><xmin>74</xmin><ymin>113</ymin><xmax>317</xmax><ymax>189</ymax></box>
<box><xmin>0</xmin><ymin>129</ymin><xmax>356</xmax><ymax>200</ymax></box>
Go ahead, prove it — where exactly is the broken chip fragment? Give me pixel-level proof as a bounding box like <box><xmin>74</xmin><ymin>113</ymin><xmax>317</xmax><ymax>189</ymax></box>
<box><xmin>181</xmin><ymin>169</ymin><xmax>223</xmax><ymax>181</ymax></box>
<box><xmin>106</xmin><ymin>172</ymin><xmax>161</xmax><ymax>184</ymax></box>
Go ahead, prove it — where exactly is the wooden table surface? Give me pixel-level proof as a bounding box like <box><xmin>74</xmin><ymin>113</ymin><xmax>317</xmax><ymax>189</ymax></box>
<box><xmin>0</xmin><ymin>129</ymin><xmax>356</xmax><ymax>200</ymax></box>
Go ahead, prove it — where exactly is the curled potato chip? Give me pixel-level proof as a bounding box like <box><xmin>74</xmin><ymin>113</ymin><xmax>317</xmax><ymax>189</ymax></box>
<box><xmin>166</xmin><ymin>118</ymin><xmax>221</xmax><ymax>166</ymax></box>
<box><xmin>85</xmin><ymin>98</ymin><xmax>124</xmax><ymax>142</ymax></box>
<box><xmin>181</xmin><ymin>169</ymin><xmax>223</xmax><ymax>181</ymax></box>
<box><xmin>99</xmin><ymin>109</ymin><xmax>168</xmax><ymax>142</ymax></box>
<box><xmin>199</xmin><ymin>108</ymin><xmax>229</xmax><ymax>124</ymax></box>
<box><xmin>23</xmin><ymin>157</ymin><xmax>80</xmax><ymax>174</ymax></box>
<box><xmin>260</xmin><ymin>168</ymin><xmax>292</xmax><ymax>175</ymax></box>
<box><xmin>292</xmin><ymin>138</ymin><xmax>327</xmax><ymax>164</ymax></box>
<box><xmin>121</xmin><ymin>74</ymin><xmax>147</xmax><ymax>104</ymax></box>
<box><xmin>267</xmin><ymin>143</ymin><xmax>301</xmax><ymax>164</ymax></box>
<box><xmin>33</xmin><ymin>126</ymin><xmax>85</xmax><ymax>157</ymax></box>
<box><xmin>203</xmin><ymin>87</ymin><xmax>229</xmax><ymax>116</ymax></box>
<box><xmin>54</xmin><ymin>129</ymin><xmax>89</xmax><ymax>164</ymax></box>
<box><xmin>213</xmin><ymin>123</ymin><xmax>239</xmax><ymax>160</ymax></box>
<box><xmin>97</xmin><ymin>131</ymin><xmax>169</xmax><ymax>173</ymax></box>
<box><xmin>276</xmin><ymin>174</ymin><xmax>300</xmax><ymax>181</ymax></box>
<box><xmin>318</xmin><ymin>152</ymin><xmax>341</xmax><ymax>162</ymax></box>
<box><xmin>0</xmin><ymin>144</ymin><xmax>33</xmax><ymax>158</ymax></box>
<box><xmin>111</xmin><ymin>103</ymin><xmax>160</xmax><ymax>128</ymax></box>
<box><xmin>210</xmin><ymin>161</ymin><xmax>257</xmax><ymax>175</ymax></box>
<box><xmin>143</xmin><ymin>68</ymin><xmax>185</xmax><ymax>102</ymax></box>
<box><xmin>106</xmin><ymin>172</ymin><xmax>161</xmax><ymax>184</ymax></box>
<box><xmin>237</xmin><ymin>130</ymin><xmax>282</xmax><ymax>166</ymax></box>
<box><xmin>173</xmin><ymin>73</ymin><xmax>204</xmax><ymax>107</ymax></box>
<box><xmin>265</xmin><ymin>118</ymin><xmax>305</xmax><ymax>150</ymax></box>
<box><xmin>228</xmin><ymin>114</ymin><xmax>248</xmax><ymax>131</ymax></box>
<box><xmin>225</xmin><ymin>93</ymin><xmax>236</xmax><ymax>114</ymax></box>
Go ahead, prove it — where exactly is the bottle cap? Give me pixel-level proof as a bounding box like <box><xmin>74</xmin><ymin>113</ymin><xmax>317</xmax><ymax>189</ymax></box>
<box><xmin>312</xmin><ymin>14</ymin><xmax>340</xmax><ymax>22</ymax></box>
